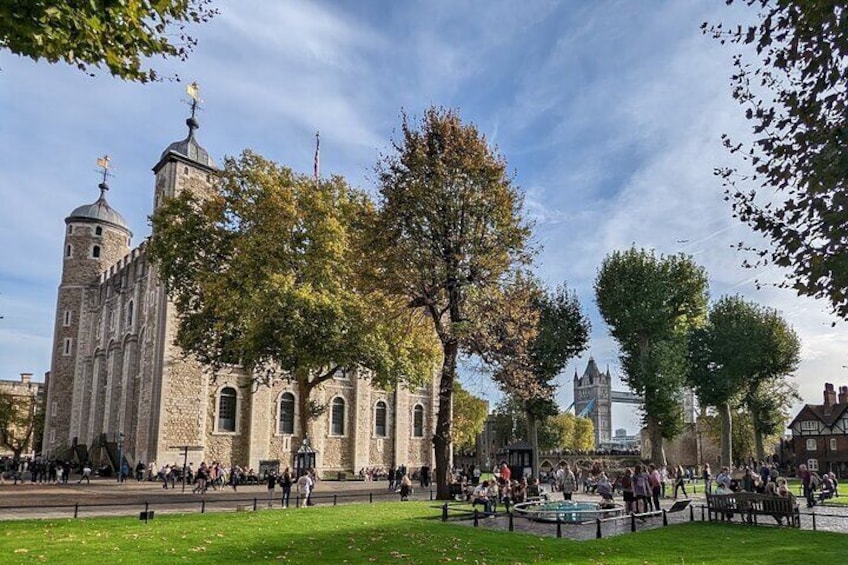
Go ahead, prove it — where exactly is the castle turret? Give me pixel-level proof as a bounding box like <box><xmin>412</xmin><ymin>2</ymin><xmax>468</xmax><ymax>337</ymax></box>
<box><xmin>43</xmin><ymin>179</ymin><xmax>132</xmax><ymax>455</ymax></box>
<box><xmin>152</xmin><ymin>92</ymin><xmax>216</xmax><ymax>211</ymax></box>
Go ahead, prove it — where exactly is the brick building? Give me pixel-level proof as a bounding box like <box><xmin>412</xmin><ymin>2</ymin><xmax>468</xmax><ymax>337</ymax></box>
<box><xmin>41</xmin><ymin>105</ymin><xmax>438</xmax><ymax>477</ymax></box>
<box><xmin>787</xmin><ymin>383</ymin><xmax>848</xmax><ymax>478</ymax></box>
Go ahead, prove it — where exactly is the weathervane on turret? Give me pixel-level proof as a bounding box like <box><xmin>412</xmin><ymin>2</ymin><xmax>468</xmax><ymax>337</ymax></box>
<box><xmin>96</xmin><ymin>155</ymin><xmax>112</xmax><ymax>197</ymax></box>
<box><xmin>184</xmin><ymin>81</ymin><xmax>202</xmax><ymax>137</ymax></box>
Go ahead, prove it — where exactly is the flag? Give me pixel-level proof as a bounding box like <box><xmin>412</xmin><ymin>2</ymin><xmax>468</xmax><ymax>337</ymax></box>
<box><xmin>97</xmin><ymin>155</ymin><xmax>110</xmax><ymax>169</ymax></box>
<box><xmin>313</xmin><ymin>131</ymin><xmax>320</xmax><ymax>183</ymax></box>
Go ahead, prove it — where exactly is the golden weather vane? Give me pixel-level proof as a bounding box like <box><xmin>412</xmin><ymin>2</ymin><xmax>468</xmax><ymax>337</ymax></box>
<box><xmin>96</xmin><ymin>155</ymin><xmax>112</xmax><ymax>187</ymax></box>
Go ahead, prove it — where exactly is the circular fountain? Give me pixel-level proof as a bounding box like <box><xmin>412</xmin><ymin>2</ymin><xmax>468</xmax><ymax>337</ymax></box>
<box><xmin>512</xmin><ymin>499</ymin><xmax>624</xmax><ymax>523</ymax></box>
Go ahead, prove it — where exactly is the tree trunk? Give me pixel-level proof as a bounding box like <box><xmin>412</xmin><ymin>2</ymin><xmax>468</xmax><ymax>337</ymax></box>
<box><xmin>646</xmin><ymin>414</ymin><xmax>665</xmax><ymax>465</ymax></box>
<box><xmin>750</xmin><ymin>405</ymin><xmax>765</xmax><ymax>462</ymax></box>
<box><xmin>524</xmin><ymin>406</ymin><xmax>539</xmax><ymax>479</ymax></box>
<box><xmin>718</xmin><ymin>401</ymin><xmax>733</xmax><ymax>467</ymax></box>
<box><xmin>297</xmin><ymin>374</ymin><xmax>313</xmax><ymax>445</ymax></box>
<box><xmin>434</xmin><ymin>339</ymin><xmax>458</xmax><ymax>500</ymax></box>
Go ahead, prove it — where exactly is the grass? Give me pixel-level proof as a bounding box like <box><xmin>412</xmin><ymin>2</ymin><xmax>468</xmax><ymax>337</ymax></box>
<box><xmin>0</xmin><ymin>502</ymin><xmax>846</xmax><ymax>564</ymax></box>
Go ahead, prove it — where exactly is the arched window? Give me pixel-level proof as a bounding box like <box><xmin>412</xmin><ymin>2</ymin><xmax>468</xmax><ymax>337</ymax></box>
<box><xmin>331</xmin><ymin>397</ymin><xmax>345</xmax><ymax>436</ymax></box>
<box><xmin>126</xmin><ymin>300</ymin><xmax>134</xmax><ymax>327</ymax></box>
<box><xmin>279</xmin><ymin>392</ymin><xmax>295</xmax><ymax>435</ymax></box>
<box><xmin>217</xmin><ymin>387</ymin><xmax>237</xmax><ymax>432</ymax></box>
<box><xmin>412</xmin><ymin>404</ymin><xmax>424</xmax><ymax>438</ymax></box>
<box><xmin>95</xmin><ymin>226</ymin><xmax>103</xmax><ymax>236</ymax></box>
<box><xmin>65</xmin><ymin>244</ymin><xmax>72</xmax><ymax>258</ymax></box>
<box><xmin>374</xmin><ymin>400</ymin><xmax>387</xmax><ymax>437</ymax></box>
<box><xmin>92</xmin><ymin>245</ymin><xmax>101</xmax><ymax>258</ymax></box>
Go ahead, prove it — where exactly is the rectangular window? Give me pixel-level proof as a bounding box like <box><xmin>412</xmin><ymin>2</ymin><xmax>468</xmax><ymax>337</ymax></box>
<box><xmin>830</xmin><ymin>438</ymin><xmax>837</xmax><ymax>451</ymax></box>
<box><xmin>63</xmin><ymin>311</ymin><xmax>71</xmax><ymax>326</ymax></box>
<box><xmin>806</xmin><ymin>438</ymin><xmax>817</xmax><ymax>451</ymax></box>
<box><xmin>801</xmin><ymin>420</ymin><xmax>818</xmax><ymax>431</ymax></box>
<box><xmin>62</xmin><ymin>338</ymin><xmax>72</xmax><ymax>356</ymax></box>
<box><xmin>49</xmin><ymin>429</ymin><xmax>56</xmax><ymax>444</ymax></box>
<box><xmin>51</xmin><ymin>401</ymin><xmax>57</xmax><ymax>416</ymax></box>
<box><xmin>807</xmin><ymin>459</ymin><xmax>819</xmax><ymax>472</ymax></box>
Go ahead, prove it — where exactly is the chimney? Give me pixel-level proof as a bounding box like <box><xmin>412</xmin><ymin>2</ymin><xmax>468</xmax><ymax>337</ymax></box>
<box><xmin>20</xmin><ymin>373</ymin><xmax>32</xmax><ymax>384</ymax></box>
<box><xmin>839</xmin><ymin>386</ymin><xmax>848</xmax><ymax>405</ymax></box>
<box><xmin>824</xmin><ymin>383</ymin><xmax>837</xmax><ymax>407</ymax></box>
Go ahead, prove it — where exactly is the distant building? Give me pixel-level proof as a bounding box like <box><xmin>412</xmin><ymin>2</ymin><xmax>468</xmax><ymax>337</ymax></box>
<box><xmin>788</xmin><ymin>383</ymin><xmax>848</xmax><ymax>478</ymax></box>
<box><xmin>0</xmin><ymin>373</ymin><xmax>44</xmax><ymax>457</ymax></box>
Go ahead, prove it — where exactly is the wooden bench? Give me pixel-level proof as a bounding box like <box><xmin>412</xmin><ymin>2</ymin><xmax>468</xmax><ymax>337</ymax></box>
<box><xmin>706</xmin><ymin>493</ymin><xmax>799</xmax><ymax>527</ymax></box>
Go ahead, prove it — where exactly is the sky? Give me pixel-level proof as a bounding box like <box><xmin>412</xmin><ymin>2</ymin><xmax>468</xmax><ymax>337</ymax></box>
<box><xmin>1</xmin><ymin>0</ymin><xmax>845</xmax><ymax>435</ymax></box>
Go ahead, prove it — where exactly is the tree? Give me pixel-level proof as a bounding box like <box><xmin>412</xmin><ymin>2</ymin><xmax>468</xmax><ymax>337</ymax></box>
<box><xmin>0</xmin><ymin>1</ymin><xmax>216</xmax><ymax>82</ymax></box>
<box><xmin>572</xmin><ymin>415</ymin><xmax>595</xmax><ymax>452</ymax></box>
<box><xmin>0</xmin><ymin>390</ymin><xmax>39</xmax><ymax>460</ymax></box>
<box><xmin>452</xmin><ymin>382</ymin><xmax>488</xmax><ymax>455</ymax></box>
<box><xmin>688</xmin><ymin>296</ymin><xmax>765</xmax><ymax>466</ymax></box>
<box><xmin>149</xmin><ymin>151</ymin><xmax>440</xmax><ymax>439</ymax></box>
<box><xmin>595</xmin><ymin>247</ymin><xmax>709</xmax><ymax>464</ymax></box>
<box><xmin>468</xmin><ymin>273</ymin><xmax>589</xmax><ymax>460</ymax></box>
<box><xmin>546</xmin><ymin>412</ymin><xmax>594</xmax><ymax>452</ymax></box>
<box><xmin>707</xmin><ymin>1</ymin><xmax>848</xmax><ymax>319</ymax></box>
<box><xmin>371</xmin><ymin>107</ymin><xmax>532</xmax><ymax>499</ymax></box>
<box><xmin>741</xmin><ymin>308</ymin><xmax>801</xmax><ymax>460</ymax></box>
<box><xmin>687</xmin><ymin>296</ymin><xmax>800</xmax><ymax>466</ymax></box>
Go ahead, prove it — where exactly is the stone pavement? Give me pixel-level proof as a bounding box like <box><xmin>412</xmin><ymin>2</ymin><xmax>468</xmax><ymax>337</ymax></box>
<box><xmin>2</xmin><ymin>480</ymin><xmax>846</xmax><ymax>537</ymax></box>
<box><xmin>0</xmin><ymin>476</ymin><xmax>423</xmax><ymax>521</ymax></box>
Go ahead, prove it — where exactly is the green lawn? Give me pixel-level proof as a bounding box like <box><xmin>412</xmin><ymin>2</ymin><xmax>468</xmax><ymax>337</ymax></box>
<box><xmin>1</xmin><ymin>502</ymin><xmax>846</xmax><ymax>564</ymax></box>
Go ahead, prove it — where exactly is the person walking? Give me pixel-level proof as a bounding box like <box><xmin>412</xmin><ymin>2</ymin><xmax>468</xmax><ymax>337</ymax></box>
<box><xmin>558</xmin><ymin>462</ymin><xmax>577</xmax><ymax>501</ymax></box>
<box><xmin>297</xmin><ymin>471</ymin><xmax>314</xmax><ymax>506</ymax></box>
<box><xmin>673</xmin><ymin>464</ymin><xmax>688</xmax><ymax>499</ymax></box>
<box><xmin>266</xmin><ymin>471</ymin><xmax>277</xmax><ymax>507</ymax></box>
<box><xmin>279</xmin><ymin>467</ymin><xmax>293</xmax><ymax>508</ymax></box>
<box><xmin>78</xmin><ymin>463</ymin><xmax>92</xmax><ymax>484</ymax></box>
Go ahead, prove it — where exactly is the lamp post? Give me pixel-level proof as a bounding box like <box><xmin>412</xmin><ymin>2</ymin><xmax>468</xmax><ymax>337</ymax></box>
<box><xmin>117</xmin><ymin>431</ymin><xmax>124</xmax><ymax>483</ymax></box>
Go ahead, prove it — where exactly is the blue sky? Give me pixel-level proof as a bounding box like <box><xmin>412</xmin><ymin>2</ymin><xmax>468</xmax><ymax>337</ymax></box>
<box><xmin>1</xmin><ymin>0</ymin><xmax>845</xmax><ymax>434</ymax></box>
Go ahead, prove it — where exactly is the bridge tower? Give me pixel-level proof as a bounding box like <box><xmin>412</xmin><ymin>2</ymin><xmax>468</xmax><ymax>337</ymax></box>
<box><xmin>573</xmin><ymin>358</ymin><xmax>611</xmax><ymax>446</ymax></box>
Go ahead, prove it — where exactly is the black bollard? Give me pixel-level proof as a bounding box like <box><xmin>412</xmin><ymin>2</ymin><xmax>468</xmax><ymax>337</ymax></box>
<box><xmin>662</xmin><ymin>509</ymin><xmax>668</xmax><ymax>526</ymax></box>
<box><xmin>596</xmin><ymin>517</ymin><xmax>602</xmax><ymax>539</ymax></box>
<box><xmin>430</xmin><ymin>489</ymin><xmax>433</xmax><ymax>501</ymax></box>
<box><xmin>370</xmin><ymin>492</ymin><xmax>373</xmax><ymax>504</ymax></box>
<box><xmin>253</xmin><ymin>497</ymin><xmax>258</xmax><ymax>512</ymax></box>
<box><xmin>690</xmin><ymin>504</ymin><xmax>694</xmax><ymax>522</ymax></box>
<box><xmin>556</xmin><ymin>516</ymin><xmax>562</xmax><ymax>538</ymax></box>
<box><xmin>631</xmin><ymin>512</ymin><xmax>636</xmax><ymax>532</ymax></box>
<box><xmin>509</xmin><ymin>512</ymin><xmax>514</xmax><ymax>532</ymax></box>
<box><xmin>812</xmin><ymin>512</ymin><xmax>817</xmax><ymax>531</ymax></box>
<box><xmin>474</xmin><ymin>509</ymin><xmax>479</xmax><ymax>527</ymax></box>
<box><xmin>74</xmin><ymin>503</ymin><xmax>79</xmax><ymax>519</ymax></box>
<box><xmin>442</xmin><ymin>503</ymin><xmax>448</xmax><ymax>522</ymax></box>
<box><xmin>701</xmin><ymin>505</ymin><xmax>705</xmax><ymax>521</ymax></box>
<box><xmin>333</xmin><ymin>494</ymin><xmax>337</xmax><ymax>506</ymax></box>
<box><xmin>201</xmin><ymin>500</ymin><xmax>206</xmax><ymax>514</ymax></box>
<box><xmin>296</xmin><ymin>495</ymin><xmax>301</xmax><ymax>509</ymax></box>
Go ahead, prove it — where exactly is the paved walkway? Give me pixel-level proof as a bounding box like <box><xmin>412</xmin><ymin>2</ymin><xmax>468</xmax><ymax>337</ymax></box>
<box><xmin>2</xmin><ymin>480</ymin><xmax>846</xmax><ymax>537</ymax></box>
<box><xmin>0</xmin><ymin>476</ymin><xmax>421</xmax><ymax>520</ymax></box>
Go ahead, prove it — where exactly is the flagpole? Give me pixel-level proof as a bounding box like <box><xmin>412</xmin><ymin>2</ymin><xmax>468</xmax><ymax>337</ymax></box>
<box><xmin>313</xmin><ymin>131</ymin><xmax>320</xmax><ymax>188</ymax></box>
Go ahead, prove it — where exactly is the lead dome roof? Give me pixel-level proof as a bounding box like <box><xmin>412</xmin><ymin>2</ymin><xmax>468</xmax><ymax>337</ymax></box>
<box><xmin>159</xmin><ymin>116</ymin><xmax>214</xmax><ymax>168</ymax></box>
<box><xmin>67</xmin><ymin>183</ymin><xmax>131</xmax><ymax>233</ymax></box>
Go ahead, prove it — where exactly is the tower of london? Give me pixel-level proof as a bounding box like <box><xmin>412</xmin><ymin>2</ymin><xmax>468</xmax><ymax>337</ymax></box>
<box><xmin>41</xmin><ymin>107</ymin><xmax>438</xmax><ymax>476</ymax></box>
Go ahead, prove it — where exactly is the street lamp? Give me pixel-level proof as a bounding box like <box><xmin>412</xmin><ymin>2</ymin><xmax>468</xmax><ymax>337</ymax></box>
<box><xmin>117</xmin><ymin>431</ymin><xmax>124</xmax><ymax>483</ymax></box>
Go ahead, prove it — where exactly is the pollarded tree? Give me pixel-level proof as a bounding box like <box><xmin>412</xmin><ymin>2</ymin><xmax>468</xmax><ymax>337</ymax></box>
<box><xmin>741</xmin><ymin>308</ymin><xmax>801</xmax><ymax>460</ymax></box>
<box><xmin>0</xmin><ymin>1</ymin><xmax>216</xmax><ymax>82</ymax></box>
<box><xmin>371</xmin><ymin>107</ymin><xmax>533</xmax><ymax>499</ymax></box>
<box><xmin>687</xmin><ymin>296</ymin><xmax>800</xmax><ymax>466</ymax></box>
<box><xmin>149</xmin><ymin>150</ymin><xmax>440</xmax><ymax>439</ymax></box>
<box><xmin>595</xmin><ymin>247</ymin><xmax>709</xmax><ymax>464</ymax></box>
<box><xmin>707</xmin><ymin>1</ymin><xmax>848</xmax><ymax>319</ymax></box>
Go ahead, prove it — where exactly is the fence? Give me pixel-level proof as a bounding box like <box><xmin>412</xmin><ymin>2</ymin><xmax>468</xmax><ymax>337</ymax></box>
<box><xmin>439</xmin><ymin>501</ymin><xmax>848</xmax><ymax>539</ymax></box>
<box><xmin>0</xmin><ymin>488</ymin><xmax>438</xmax><ymax>521</ymax></box>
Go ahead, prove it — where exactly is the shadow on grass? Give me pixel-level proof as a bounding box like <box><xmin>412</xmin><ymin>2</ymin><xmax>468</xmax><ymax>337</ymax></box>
<box><xmin>0</xmin><ymin>501</ymin><xmax>846</xmax><ymax>564</ymax></box>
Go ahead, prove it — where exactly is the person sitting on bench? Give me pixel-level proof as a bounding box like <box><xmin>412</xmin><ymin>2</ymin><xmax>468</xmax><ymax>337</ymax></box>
<box><xmin>472</xmin><ymin>480</ymin><xmax>493</xmax><ymax>514</ymax></box>
<box><xmin>819</xmin><ymin>473</ymin><xmax>835</xmax><ymax>503</ymax></box>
